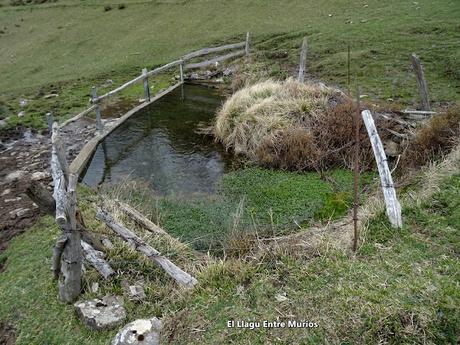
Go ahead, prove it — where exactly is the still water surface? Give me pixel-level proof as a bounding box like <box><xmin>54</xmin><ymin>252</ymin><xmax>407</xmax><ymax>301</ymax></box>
<box><xmin>82</xmin><ymin>85</ymin><xmax>235</xmax><ymax>194</ymax></box>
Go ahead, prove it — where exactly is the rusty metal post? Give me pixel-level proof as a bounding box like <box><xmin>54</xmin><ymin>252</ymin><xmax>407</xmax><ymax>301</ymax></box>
<box><xmin>352</xmin><ymin>86</ymin><xmax>361</xmax><ymax>251</ymax></box>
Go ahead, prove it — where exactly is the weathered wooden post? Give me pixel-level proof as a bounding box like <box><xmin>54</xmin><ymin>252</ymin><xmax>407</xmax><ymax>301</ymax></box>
<box><xmin>410</xmin><ymin>53</ymin><xmax>430</xmax><ymax>111</ymax></box>
<box><xmin>51</xmin><ymin>123</ymin><xmax>82</xmax><ymax>302</ymax></box>
<box><xmin>298</xmin><ymin>37</ymin><xmax>308</xmax><ymax>83</ymax></box>
<box><xmin>245</xmin><ymin>32</ymin><xmax>251</xmax><ymax>56</ymax></box>
<box><xmin>91</xmin><ymin>87</ymin><xmax>103</xmax><ymax>131</ymax></box>
<box><xmin>46</xmin><ymin>112</ymin><xmax>54</xmax><ymax>135</ymax></box>
<box><xmin>142</xmin><ymin>68</ymin><xmax>151</xmax><ymax>102</ymax></box>
<box><xmin>361</xmin><ymin>110</ymin><xmax>402</xmax><ymax>228</ymax></box>
<box><xmin>179</xmin><ymin>60</ymin><xmax>184</xmax><ymax>83</ymax></box>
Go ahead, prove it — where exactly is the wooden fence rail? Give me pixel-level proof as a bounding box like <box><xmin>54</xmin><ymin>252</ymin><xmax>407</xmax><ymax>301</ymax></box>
<box><xmin>47</xmin><ymin>33</ymin><xmax>250</xmax><ymax>301</ymax></box>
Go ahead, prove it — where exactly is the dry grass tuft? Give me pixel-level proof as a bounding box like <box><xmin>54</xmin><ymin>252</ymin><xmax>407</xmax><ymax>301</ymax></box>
<box><xmin>401</xmin><ymin>103</ymin><xmax>460</xmax><ymax>170</ymax></box>
<box><xmin>215</xmin><ymin>78</ymin><xmax>391</xmax><ymax>171</ymax></box>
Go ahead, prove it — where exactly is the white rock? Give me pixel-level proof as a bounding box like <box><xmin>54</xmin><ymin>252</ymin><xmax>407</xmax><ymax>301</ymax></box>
<box><xmin>5</xmin><ymin>170</ymin><xmax>26</xmax><ymax>182</ymax></box>
<box><xmin>4</xmin><ymin>197</ymin><xmax>21</xmax><ymax>203</ymax></box>
<box><xmin>102</xmin><ymin>238</ymin><xmax>114</xmax><ymax>250</ymax></box>
<box><xmin>9</xmin><ymin>208</ymin><xmax>31</xmax><ymax>219</ymax></box>
<box><xmin>112</xmin><ymin>318</ymin><xmax>162</xmax><ymax>345</ymax></box>
<box><xmin>1</xmin><ymin>188</ymin><xmax>11</xmax><ymax>196</ymax></box>
<box><xmin>31</xmin><ymin>171</ymin><xmax>49</xmax><ymax>181</ymax></box>
<box><xmin>18</xmin><ymin>111</ymin><xmax>25</xmax><ymax>117</ymax></box>
<box><xmin>122</xmin><ymin>280</ymin><xmax>146</xmax><ymax>301</ymax></box>
<box><xmin>74</xmin><ymin>296</ymin><xmax>126</xmax><ymax>330</ymax></box>
<box><xmin>91</xmin><ymin>282</ymin><xmax>99</xmax><ymax>293</ymax></box>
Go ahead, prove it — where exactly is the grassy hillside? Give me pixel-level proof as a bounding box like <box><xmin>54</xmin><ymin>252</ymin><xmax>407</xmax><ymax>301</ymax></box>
<box><xmin>0</xmin><ymin>0</ymin><xmax>459</xmax><ymax>102</ymax></box>
<box><xmin>1</xmin><ymin>156</ymin><xmax>458</xmax><ymax>344</ymax></box>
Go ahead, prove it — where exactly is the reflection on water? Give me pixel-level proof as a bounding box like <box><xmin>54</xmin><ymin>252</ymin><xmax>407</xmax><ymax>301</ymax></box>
<box><xmin>82</xmin><ymin>85</ymin><xmax>235</xmax><ymax>195</ymax></box>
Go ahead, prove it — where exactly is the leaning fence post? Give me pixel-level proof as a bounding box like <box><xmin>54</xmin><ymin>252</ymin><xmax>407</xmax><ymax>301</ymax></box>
<box><xmin>410</xmin><ymin>53</ymin><xmax>430</xmax><ymax>111</ymax></box>
<box><xmin>298</xmin><ymin>37</ymin><xmax>308</xmax><ymax>83</ymax></box>
<box><xmin>142</xmin><ymin>68</ymin><xmax>151</xmax><ymax>102</ymax></box>
<box><xmin>46</xmin><ymin>112</ymin><xmax>54</xmax><ymax>135</ymax></box>
<box><xmin>361</xmin><ymin>110</ymin><xmax>402</xmax><ymax>228</ymax></box>
<box><xmin>91</xmin><ymin>87</ymin><xmax>103</xmax><ymax>132</ymax></box>
<box><xmin>245</xmin><ymin>32</ymin><xmax>251</xmax><ymax>56</ymax></box>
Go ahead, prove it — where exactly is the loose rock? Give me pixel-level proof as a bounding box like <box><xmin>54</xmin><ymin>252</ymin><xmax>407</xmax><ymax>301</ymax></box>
<box><xmin>112</xmin><ymin>318</ymin><xmax>162</xmax><ymax>345</ymax></box>
<box><xmin>31</xmin><ymin>171</ymin><xmax>49</xmax><ymax>181</ymax></box>
<box><xmin>121</xmin><ymin>280</ymin><xmax>146</xmax><ymax>301</ymax></box>
<box><xmin>74</xmin><ymin>296</ymin><xmax>126</xmax><ymax>330</ymax></box>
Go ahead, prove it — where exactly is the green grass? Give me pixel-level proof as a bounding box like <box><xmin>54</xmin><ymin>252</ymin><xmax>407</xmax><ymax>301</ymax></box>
<box><xmin>161</xmin><ymin>173</ymin><xmax>460</xmax><ymax>344</ymax></box>
<box><xmin>0</xmin><ymin>216</ymin><xmax>114</xmax><ymax>345</ymax></box>
<box><xmin>1</xmin><ymin>0</ymin><xmax>459</xmax><ymax>131</ymax></box>
<box><xmin>2</xmin><ymin>173</ymin><xmax>457</xmax><ymax>344</ymax></box>
<box><xmin>107</xmin><ymin>168</ymin><xmax>371</xmax><ymax>251</ymax></box>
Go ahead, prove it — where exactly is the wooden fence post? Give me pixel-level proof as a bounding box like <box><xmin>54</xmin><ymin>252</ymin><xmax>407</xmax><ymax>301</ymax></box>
<box><xmin>298</xmin><ymin>37</ymin><xmax>308</xmax><ymax>83</ymax></box>
<box><xmin>361</xmin><ymin>110</ymin><xmax>402</xmax><ymax>228</ymax></box>
<box><xmin>410</xmin><ymin>53</ymin><xmax>430</xmax><ymax>111</ymax></box>
<box><xmin>245</xmin><ymin>32</ymin><xmax>250</xmax><ymax>56</ymax></box>
<box><xmin>91</xmin><ymin>87</ymin><xmax>103</xmax><ymax>131</ymax></box>
<box><xmin>51</xmin><ymin>124</ymin><xmax>82</xmax><ymax>302</ymax></box>
<box><xmin>179</xmin><ymin>60</ymin><xmax>185</xmax><ymax>83</ymax></box>
<box><xmin>46</xmin><ymin>112</ymin><xmax>54</xmax><ymax>135</ymax></box>
<box><xmin>142</xmin><ymin>68</ymin><xmax>151</xmax><ymax>102</ymax></box>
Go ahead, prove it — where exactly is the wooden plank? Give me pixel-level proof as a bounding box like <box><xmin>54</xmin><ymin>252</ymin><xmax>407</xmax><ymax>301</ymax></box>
<box><xmin>69</xmin><ymin>82</ymin><xmax>183</xmax><ymax>176</ymax></box>
<box><xmin>185</xmin><ymin>50</ymin><xmax>245</xmax><ymax>70</ymax></box>
<box><xmin>182</xmin><ymin>42</ymin><xmax>245</xmax><ymax>61</ymax></box>
<box><xmin>68</xmin><ymin>135</ymin><xmax>101</xmax><ymax>177</ymax></box>
<box><xmin>59</xmin><ymin>104</ymin><xmax>97</xmax><ymax>129</ymax></box>
<box><xmin>81</xmin><ymin>240</ymin><xmax>114</xmax><ymax>279</ymax></box>
<box><xmin>96</xmin><ymin>208</ymin><xmax>198</xmax><ymax>288</ymax></box>
<box><xmin>361</xmin><ymin>110</ymin><xmax>402</xmax><ymax>228</ymax></box>
<box><xmin>410</xmin><ymin>53</ymin><xmax>431</xmax><ymax>111</ymax></box>
<box><xmin>298</xmin><ymin>37</ymin><xmax>308</xmax><ymax>83</ymax></box>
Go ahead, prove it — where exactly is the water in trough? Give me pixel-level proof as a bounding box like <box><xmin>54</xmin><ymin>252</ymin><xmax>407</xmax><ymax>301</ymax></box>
<box><xmin>82</xmin><ymin>85</ymin><xmax>235</xmax><ymax>195</ymax></box>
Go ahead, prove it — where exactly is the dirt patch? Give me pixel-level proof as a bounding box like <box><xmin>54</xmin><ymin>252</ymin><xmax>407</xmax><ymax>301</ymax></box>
<box><xmin>0</xmin><ymin>322</ymin><xmax>16</xmax><ymax>345</ymax></box>
<box><xmin>0</xmin><ymin>117</ymin><xmax>97</xmax><ymax>253</ymax></box>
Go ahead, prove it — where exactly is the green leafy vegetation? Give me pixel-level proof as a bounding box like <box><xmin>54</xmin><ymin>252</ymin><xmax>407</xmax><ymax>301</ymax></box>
<box><xmin>105</xmin><ymin>168</ymin><xmax>369</xmax><ymax>251</ymax></box>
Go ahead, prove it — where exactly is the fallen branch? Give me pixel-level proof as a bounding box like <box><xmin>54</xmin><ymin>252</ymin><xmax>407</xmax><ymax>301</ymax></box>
<box><xmin>114</xmin><ymin>200</ymin><xmax>167</xmax><ymax>236</ymax></box>
<box><xmin>96</xmin><ymin>208</ymin><xmax>198</xmax><ymax>288</ymax></box>
<box><xmin>81</xmin><ymin>241</ymin><xmax>115</xmax><ymax>279</ymax></box>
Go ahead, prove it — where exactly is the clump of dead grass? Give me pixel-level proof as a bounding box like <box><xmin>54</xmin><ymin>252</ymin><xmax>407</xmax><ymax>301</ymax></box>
<box><xmin>401</xmin><ymin>103</ymin><xmax>460</xmax><ymax>170</ymax></box>
<box><xmin>214</xmin><ymin>78</ymin><xmax>390</xmax><ymax>171</ymax></box>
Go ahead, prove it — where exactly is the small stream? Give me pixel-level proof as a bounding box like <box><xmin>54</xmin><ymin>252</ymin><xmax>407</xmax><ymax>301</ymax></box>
<box><xmin>82</xmin><ymin>85</ymin><xmax>235</xmax><ymax>195</ymax></box>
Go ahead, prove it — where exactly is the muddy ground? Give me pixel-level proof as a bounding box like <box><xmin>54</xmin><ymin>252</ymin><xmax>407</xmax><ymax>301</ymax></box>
<box><xmin>0</xmin><ymin>118</ymin><xmax>98</xmax><ymax>254</ymax></box>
